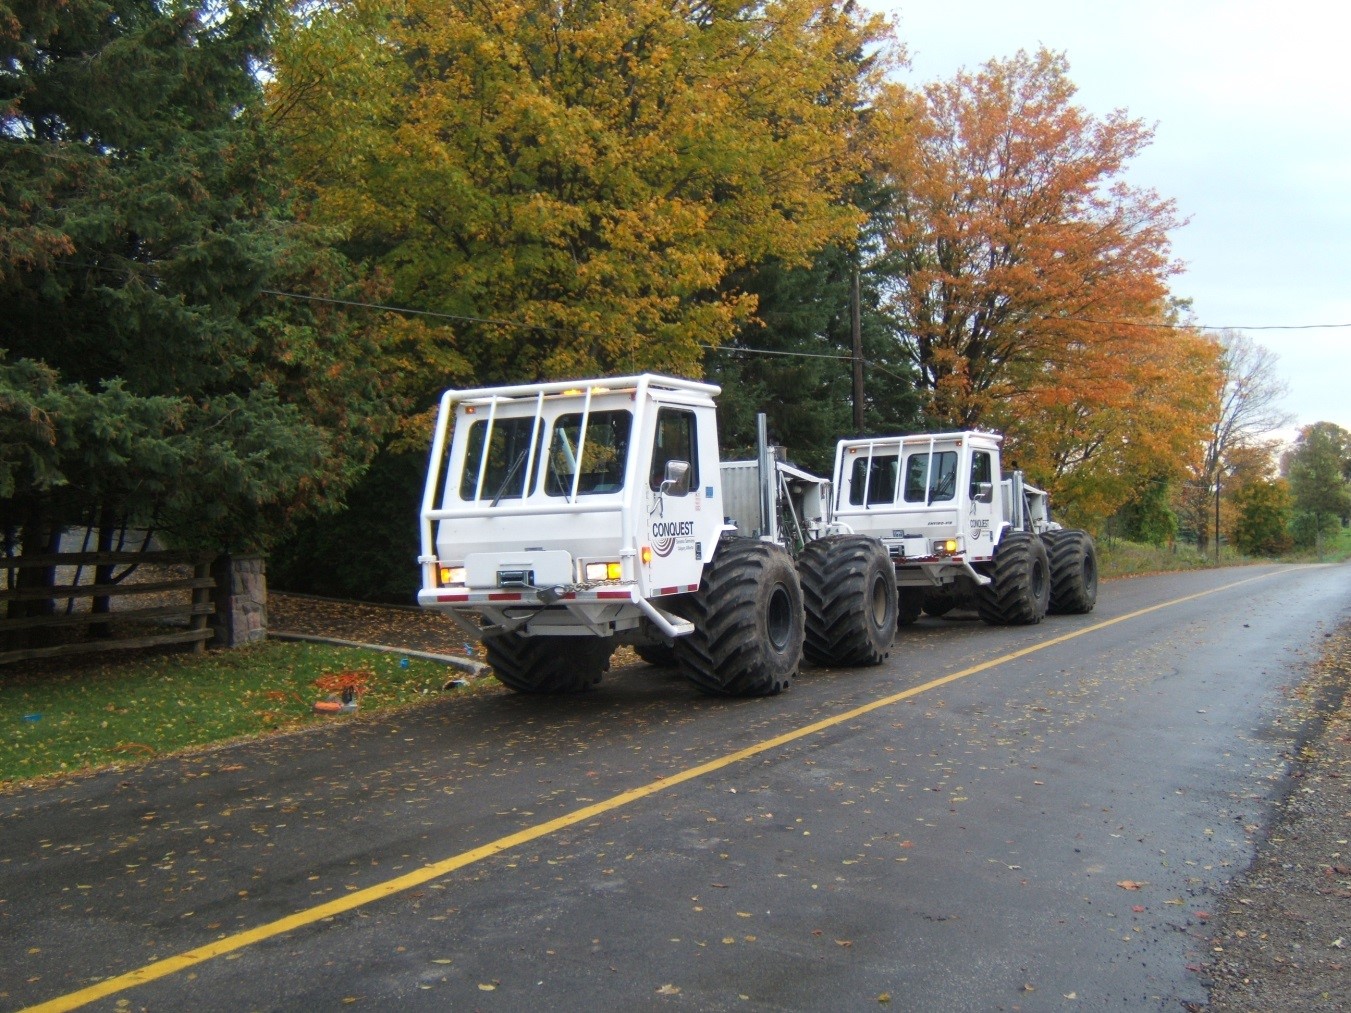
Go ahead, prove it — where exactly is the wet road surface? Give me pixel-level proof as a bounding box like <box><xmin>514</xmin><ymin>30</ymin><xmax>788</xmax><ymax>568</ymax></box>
<box><xmin>2</xmin><ymin>563</ymin><xmax>1347</xmax><ymax>1011</ymax></box>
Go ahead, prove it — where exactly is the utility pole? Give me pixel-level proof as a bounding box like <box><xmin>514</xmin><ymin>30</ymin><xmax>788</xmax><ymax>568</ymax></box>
<box><xmin>851</xmin><ymin>265</ymin><xmax>863</xmax><ymax>431</ymax></box>
<box><xmin>1214</xmin><ymin>478</ymin><xmax>1221</xmax><ymax>565</ymax></box>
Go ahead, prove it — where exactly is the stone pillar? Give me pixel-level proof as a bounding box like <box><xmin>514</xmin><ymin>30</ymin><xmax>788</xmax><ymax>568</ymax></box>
<box><xmin>209</xmin><ymin>554</ymin><xmax>268</xmax><ymax>647</ymax></box>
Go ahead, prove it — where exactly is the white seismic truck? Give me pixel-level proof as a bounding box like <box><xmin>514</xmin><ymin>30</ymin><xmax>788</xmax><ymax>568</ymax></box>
<box><xmin>417</xmin><ymin>374</ymin><xmax>898</xmax><ymax>696</ymax></box>
<box><xmin>830</xmin><ymin>431</ymin><xmax>1098</xmax><ymax>626</ymax></box>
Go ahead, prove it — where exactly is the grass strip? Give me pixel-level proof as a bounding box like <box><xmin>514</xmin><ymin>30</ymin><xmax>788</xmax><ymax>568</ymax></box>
<box><xmin>1</xmin><ymin>641</ymin><xmax>475</xmax><ymax>788</ymax></box>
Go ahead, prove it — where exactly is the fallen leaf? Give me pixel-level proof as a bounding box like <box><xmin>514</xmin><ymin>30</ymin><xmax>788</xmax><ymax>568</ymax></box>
<box><xmin>656</xmin><ymin>984</ymin><xmax>680</xmax><ymax>995</ymax></box>
<box><xmin>1117</xmin><ymin>880</ymin><xmax>1145</xmax><ymax>891</ymax></box>
<box><xmin>478</xmin><ymin>984</ymin><xmax>496</xmax><ymax>992</ymax></box>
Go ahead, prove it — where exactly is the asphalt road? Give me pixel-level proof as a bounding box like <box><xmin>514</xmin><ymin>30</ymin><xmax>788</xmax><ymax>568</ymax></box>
<box><xmin>2</xmin><ymin>563</ymin><xmax>1347</xmax><ymax>1012</ymax></box>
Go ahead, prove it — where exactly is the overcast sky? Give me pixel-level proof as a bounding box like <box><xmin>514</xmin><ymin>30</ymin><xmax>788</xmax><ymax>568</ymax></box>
<box><xmin>871</xmin><ymin>0</ymin><xmax>1351</xmax><ymax>438</ymax></box>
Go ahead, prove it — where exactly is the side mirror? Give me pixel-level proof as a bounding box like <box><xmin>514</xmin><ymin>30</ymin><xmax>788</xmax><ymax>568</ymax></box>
<box><xmin>973</xmin><ymin>482</ymin><xmax>994</xmax><ymax>504</ymax></box>
<box><xmin>661</xmin><ymin>459</ymin><xmax>692</xmax><ymax>497</ymax></box>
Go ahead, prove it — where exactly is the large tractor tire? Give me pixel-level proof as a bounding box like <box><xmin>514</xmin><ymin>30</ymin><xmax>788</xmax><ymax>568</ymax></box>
<box><xmin>483</xmin><ymin>632</ymin><xmax>612</xmax><ymax>693</ymax></box>
<box><xmin>634</xmin><ymin>641</ymin><xmax>678</xmax><ymax>667</ymax></box>
<box><xmin>798</xmin><ymin>535</ymin><xmax>898</xmax><ymax>665</ymax></box>
<box><xmin>976</xmin><ymin>531</ymin><xmax>1051</xmax><ymax>626</ymax></box>
<box><xmin>1043</xmin><ymin>529</ymin><xmax>1099</xmax><ymax>614</ymax></box>
<box><xmin>897</xmin><ymin>588</ymin><xmax>925</xmax><ymax>627</ymax></box>
<box><xmin>674</xmin><ymin>538</ymin><xmax>804</xmax><ymax>696</ymax></box>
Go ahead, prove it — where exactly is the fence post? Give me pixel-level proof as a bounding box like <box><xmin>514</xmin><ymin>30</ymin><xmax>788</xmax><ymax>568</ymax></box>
<box><xmin>208</xmin><ymin>554</ymin><xmax>268</xmax><ymax>648</ymax></box>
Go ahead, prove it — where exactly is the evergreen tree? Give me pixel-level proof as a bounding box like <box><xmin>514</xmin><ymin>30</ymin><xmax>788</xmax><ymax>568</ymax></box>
<box><xmin>706</xmin><ymin>181</ymin><xmax>919</xmax><ymax>474</ymax></box>
<box><xmin>0</xmin><ymin>0</ymin><xmax>393</xmax><ymax>554</ymax></box>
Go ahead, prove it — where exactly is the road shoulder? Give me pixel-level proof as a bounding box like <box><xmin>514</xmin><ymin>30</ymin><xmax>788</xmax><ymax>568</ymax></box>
<box><xmin>1203</xmin><ymin>620</ymin><xmax>1351</xmax><ymax>1011</ymax></box>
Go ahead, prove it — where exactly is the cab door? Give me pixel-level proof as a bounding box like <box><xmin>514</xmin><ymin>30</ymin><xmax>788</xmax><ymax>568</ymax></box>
<box><xmin>966</xmin><ymin>447</ymin><xmax>998</xmax><ymax>561</ymax></box>
<box><xmin>643</xmin><ymin>405</ymin><xmax>709</xmax><ymax>589</ymax></box>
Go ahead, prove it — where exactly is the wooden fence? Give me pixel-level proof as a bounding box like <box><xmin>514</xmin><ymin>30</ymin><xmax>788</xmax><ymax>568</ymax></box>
<box><xmin>0</xmin><ymin>550</ymin><xmax>217</xmax><ymax>665</ymax></box>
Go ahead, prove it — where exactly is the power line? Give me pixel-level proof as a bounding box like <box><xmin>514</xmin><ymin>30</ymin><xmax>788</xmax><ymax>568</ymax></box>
<box><xmin>1063</xmin><ymin>315</ymin><xmax>1351</xmax><ymax>332</ymax></box>
<box><xmin>258</xmin><ymin>288</ymin><xmax>609</xmax><ymax>338</ymax></box>
<box><xmin>1202</xmin><ymin>323</ymin><xmax>1351</xmax><ymax>331</ymax></box>
<box><xmin>700</xmin><ymin>343</ymin><xmax>914</xmax><ymax>386</ymax></box>
<box><xmin>262</xmin><ymin>287</ymin><xmax>1351</xmax><ymax>338</ymax></box>
<box><xmin>259</xmin><ymin>287</ymin><xmax>913</xmax><ymax>381</ymax></box>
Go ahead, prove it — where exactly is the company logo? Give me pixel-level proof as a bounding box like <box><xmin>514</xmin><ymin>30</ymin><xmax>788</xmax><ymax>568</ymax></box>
<box><xmin>969</xmin><ymin>507</ymin><xmax>990</xmax><ymax>541</ymax></box>
<box><xmin>651</xmin><ymin>520</ymin><xmax>695</xmax><ymax>557</ymax></box>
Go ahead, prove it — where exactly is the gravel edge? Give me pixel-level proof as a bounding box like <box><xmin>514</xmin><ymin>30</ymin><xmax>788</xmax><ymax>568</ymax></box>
<box><xmin>1201</xmin><ymin>621</ymin><xmax>1351</xmax><ymax>1011</ymax></box>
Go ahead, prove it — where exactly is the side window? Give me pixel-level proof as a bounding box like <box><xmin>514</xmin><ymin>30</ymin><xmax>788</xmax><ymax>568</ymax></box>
<box><xmin>970</xmin><ymin>451</ymin><xmax>993</xmax><ymax>497</ymax></box>
<box><xmin>848</xmin><ymin>454</ymin><xmax>899</xmax><ymax>506</ymax></box>
<box><xmin>650</xmin><ymin>408</ymin><xmax>699</xmax><ymax>492</ymax></box>
<box><xmin>545</xmin><ymin>410</ymin><xmax>632</xmax><ymax>496</ymax></box>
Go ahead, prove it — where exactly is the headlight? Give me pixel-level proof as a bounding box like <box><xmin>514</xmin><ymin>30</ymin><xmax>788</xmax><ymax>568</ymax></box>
<box><xmin>439</xmin><ymin>565</ymin><xmax>466</xmax><ymax>585</ymax></box>
<box><xmin>932</xmin><ymin>538</ymin><xmax>960</xmax><ymax>556</ymax></box>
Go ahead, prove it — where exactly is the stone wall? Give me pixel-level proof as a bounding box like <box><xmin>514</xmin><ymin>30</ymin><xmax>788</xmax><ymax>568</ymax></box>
<box><xmin>209</xmin><ymin>554</ymin><xmax>267</xmax><ymax>647</ymax></box>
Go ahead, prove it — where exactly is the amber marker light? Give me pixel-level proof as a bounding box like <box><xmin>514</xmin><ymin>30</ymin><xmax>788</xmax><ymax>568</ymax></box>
<box><xmin>641</xmin><ymin>546</ymin><xmax>653</xmax><ymax>564</ymax></box>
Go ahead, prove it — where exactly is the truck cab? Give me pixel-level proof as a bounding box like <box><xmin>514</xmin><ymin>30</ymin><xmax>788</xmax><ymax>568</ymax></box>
<box><xmin>831</xmin><ymin>431</ymin><xmax>1006</xmax><ymax>574</ymax></box>
<box><xmin>417</xmin><ymin>376</ymin><xmax>729</xmax><ymax>643</ymax></box>
<box><xmin>829</xmin><ymin>431</ymin><xmax>1093</xmax><ymax>626</ymax></box>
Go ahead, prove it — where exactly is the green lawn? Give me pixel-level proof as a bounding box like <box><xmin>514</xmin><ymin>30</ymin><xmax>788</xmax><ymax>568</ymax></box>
<box><xmin>1</xmin><ymin>641</ymin><xmax>481</xmax><ymax>789</ymax></box>
<box><xmin>1099</xmin><ymin>525</ymin><xmax>1351</xmax><ymax>574</ymax></box>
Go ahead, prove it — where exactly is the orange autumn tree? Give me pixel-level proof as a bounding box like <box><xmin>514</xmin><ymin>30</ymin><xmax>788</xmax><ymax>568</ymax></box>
<box><xmin>874</xmin><ymin>49</ymin><xmax>1217</xmax><ymax>522</ymax></box>
<box><xmin>269</xmin><ymin>0</ymin><xmax>891</xmax><ymax>391</ymax></box>
<box><xmin>1004</xmin><ymin>319</ymin><xmax>1221</xmax><ymax>527</ymax></box>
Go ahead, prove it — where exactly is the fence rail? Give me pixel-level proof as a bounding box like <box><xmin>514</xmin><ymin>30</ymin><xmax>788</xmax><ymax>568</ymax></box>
<box><xmin>0</xmin><ymin>550</ymin><xmax>217</xmax><ymax>664</ymax></box>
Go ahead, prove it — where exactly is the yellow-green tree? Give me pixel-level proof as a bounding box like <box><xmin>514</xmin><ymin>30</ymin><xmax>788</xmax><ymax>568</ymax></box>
<box><xmin>270</xmin><ymin>0</ymin><xmax>890</xmax><ymax>393</ymax></box>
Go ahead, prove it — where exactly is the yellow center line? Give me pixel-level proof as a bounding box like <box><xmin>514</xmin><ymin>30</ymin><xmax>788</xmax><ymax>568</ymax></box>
<box><xmin>25</xmin><ymin>569</ymin><xmax>1280</xmax><ymax>1012</ymax></box>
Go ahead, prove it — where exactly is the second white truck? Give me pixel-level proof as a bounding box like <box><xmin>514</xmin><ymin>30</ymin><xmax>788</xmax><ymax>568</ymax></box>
<box><xmin>829</xmin><ymin>430</ymin><xmax>1098</xmax><ymax>626</ymax></box>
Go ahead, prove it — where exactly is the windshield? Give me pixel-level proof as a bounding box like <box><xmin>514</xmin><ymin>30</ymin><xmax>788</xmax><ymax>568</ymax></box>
<box><xmin>848</xmin><ymin>453</ymin><xmax>899</xmax><ymax>506</ymax></box>
<box><xmin>904</xmin><ymin>451</ymin><xmax>958</xmax><ymax>503</ymax></box>
<box><xmin>544</xmin><ymin>410</ymin><xmax>632</xmax><ymax>496</ymax></box>
<box><xmin>459</xmin><ymin>416</ymin><xmax>544</xmax><ymax>502</ymax></box>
